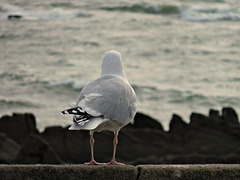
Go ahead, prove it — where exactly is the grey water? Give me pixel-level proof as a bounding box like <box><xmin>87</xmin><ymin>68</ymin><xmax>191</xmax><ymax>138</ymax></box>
<box><xmin>1</xmin><ymin>0</ymin><xmax>240</xmax><ymax>131</ymax></box>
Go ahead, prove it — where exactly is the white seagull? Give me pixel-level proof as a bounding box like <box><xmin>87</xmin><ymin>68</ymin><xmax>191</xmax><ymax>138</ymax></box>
<box><xmin>61</xmin><ymin>50</ymin><xmax>137</xmax><ymax>165</ymax></box>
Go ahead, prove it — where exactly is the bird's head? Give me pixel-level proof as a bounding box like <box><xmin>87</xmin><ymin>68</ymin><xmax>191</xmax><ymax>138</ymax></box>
<box><xmin>101</xmin><ymin>50</ymin><xmax>127</xmax><ymax>80</ymax></box>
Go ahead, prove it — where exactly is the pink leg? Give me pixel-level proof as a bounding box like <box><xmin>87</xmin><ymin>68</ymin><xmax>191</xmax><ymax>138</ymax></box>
<box><xmin>107</xmin><ymin>133</ymin><xmax>125</xmax><ymax>165</ymax></box>
<box><xmin>84</xmin><ymin>133</ymin><xmax>105</xmax><ymax>165</ymax></box>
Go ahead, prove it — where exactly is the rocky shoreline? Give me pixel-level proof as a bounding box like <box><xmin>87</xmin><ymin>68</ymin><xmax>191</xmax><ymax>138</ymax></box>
<box><xmin>0</xmin><ymin>107</ymin><xmax>240</xmax><ymax>165</ymax></box>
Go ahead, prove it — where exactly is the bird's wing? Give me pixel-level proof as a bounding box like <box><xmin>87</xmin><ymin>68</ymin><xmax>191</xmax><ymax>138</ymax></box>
<box><xmin>77</xmin><ymin>75</ymin><xmax>137</xmax><ymax>124</ymax></box>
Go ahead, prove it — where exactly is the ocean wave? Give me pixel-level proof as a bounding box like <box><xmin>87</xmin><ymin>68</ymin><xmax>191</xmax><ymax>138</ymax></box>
<box><xmin>50</xmin><ymin>2</ymin><xmax>75</xmax><ymax>8</ymax></box>
<box><xmin>181</xmin><ymin>6</ymin><xmax>240</xmax><ymax>22</ymax></box>
<box><xmin>100</xmin><ymin>3</ymin><xmax>240</xmax><ymax>22</ymax></box>
<box><xmin>100</xmin><ymin>4</ymin><xmax>180</xmax><ymax>15</ymax></box>
<box><xmin>0</xmin><ymin>99</ymin><xmax>37</xmax><ymax>108</ymax></box>
<box><xmin>169</xmin><ymin>94</ymin><xmax>209</xmax><ymax>104</ymax></box>
<box><xmin>0</xmin><ymin>72</ymin><xmax>29</xmax><ymax>81</ymax></box>
<box><xmin>133</xmin><ymin>86</ymin><xmax>209</xmax><ymax>105</ymax></box>
<box><xmin>168</xmin><ymin>91</ymin><xmax>240</xmax><ymax>108</ymax></box>
<box><xmin>46</xmin><ymin>80</ymin><xmax>88</xmax><ymax>91</ymax></box>
<box><xmin>0</xmin><ymin>4</ymin><xmax>91</xmax><ymax>21</ymax></box>
<box><xmin>0</xmin><ymin>71</ymin><xmax>87</xmax><ymax>92</ymax></box>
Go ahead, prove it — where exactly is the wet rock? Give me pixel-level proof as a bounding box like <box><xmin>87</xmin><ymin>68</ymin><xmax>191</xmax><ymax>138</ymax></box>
<box><xmin>17</xmin><ymin>134</ymin><xmax>62</xmax><ymax>164</ymax></box>
<box><xmin>0</xmin><ymin>113</ymin><xmax>39</xmax><ymax>145</ymax></box>
<box><xmin>208</xmin><ymin>109</ymin><xmax>220</xmax><ymax>121</ymax></box>
<box><xmin>0</xmin><ymin>107</ymin><xmax>240</xmax><ymax>164</ymax></box>
<box><xmin>222</xmin><ymin>107</ymin><xmax>239</xmax><ymax>125</ymax></box>
<box><xmin>169</xmin><ymin>114</ymin><xmax>188</xmax><ymax>134</ymax></box>
<box><xmin>40</xmin><ymin>122</ymin><xmax>167</xmax><ymax>164</ymax></box>
<box><xmin>41</xmin><ymin>126</ymin><xmax>90</xmax><ymax>163</ymax></box>
<box><xmin>120</xmin><ymin>128</ymin><xmax>169</xmax><ymax>164</ymax></box>
<box><xmin>190</xmin><ymin>112</ymin><xmax>208</xmax><ymax>126</ymax></box>
<box><xmin>0</xmin><ymin>133</ymin><xmax>21</xmax><ymax>163</ymax></box>
<box><xmin>126</xmin><ymin>112</ymin><xmax>164</xmax><ymax>131</ymax></box>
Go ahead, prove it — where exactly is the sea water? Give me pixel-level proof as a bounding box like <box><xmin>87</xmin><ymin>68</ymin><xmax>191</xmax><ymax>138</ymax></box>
<box><xmin>1</xmin><ymin>0</ymin><xmax>240</xmax><ymax>131</ymax></box>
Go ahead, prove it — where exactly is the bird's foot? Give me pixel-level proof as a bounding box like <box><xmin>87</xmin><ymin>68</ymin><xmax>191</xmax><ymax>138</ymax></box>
<box><xmin>107</xmin><ymin>160</ymin><xmax>125</xmax><ymax>165</ymax></box>
<box><xmin>84</xmin><ymin>160</ymin><xmax>106</xmax><ymax>165</ymax></box>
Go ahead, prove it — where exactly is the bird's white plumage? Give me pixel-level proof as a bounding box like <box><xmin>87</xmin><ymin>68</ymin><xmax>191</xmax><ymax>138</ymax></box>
<box><xmin>68</xmin><ymin>50</ymin><xmax>137</xmax><ymax>133</ymax></box>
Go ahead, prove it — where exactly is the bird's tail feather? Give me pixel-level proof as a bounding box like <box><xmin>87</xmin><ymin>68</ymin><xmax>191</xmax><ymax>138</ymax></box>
<box><xmin>61</xmin><ymin>107</ymin><xmax>92</xmax><ymax>125</ymax></box>
<box><xmin>61</xmin><ymin>107</ymin><xmax>85</xmax><ymax>115</ymax></box>
<box><xmin>61</xmin><ymin>107</ymin><xmax>105</xmax><ymax>130</ymax></box>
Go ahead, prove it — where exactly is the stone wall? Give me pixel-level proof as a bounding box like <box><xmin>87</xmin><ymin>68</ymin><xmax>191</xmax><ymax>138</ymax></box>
<box><xmin>0</xmin><ymin>164</ymin><xmax>239</xmax><ymax>180</ymax></box>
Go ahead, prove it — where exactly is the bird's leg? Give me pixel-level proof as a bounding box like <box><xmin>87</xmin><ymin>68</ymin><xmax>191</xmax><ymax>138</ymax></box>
<box><xmin>107</xmin><ymin>132</ymin><xmax>125</xmax><ymax>165</ymax></box>
<box><xmin>84</xmin><ymin>132</ymin><xmax>104</xmax><ymax>165</ymax></box>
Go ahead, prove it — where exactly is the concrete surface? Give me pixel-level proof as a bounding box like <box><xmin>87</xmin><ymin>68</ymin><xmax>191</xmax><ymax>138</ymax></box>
<box><xmin>0</xmin><ymin>164</ymin><xmax>239</xmax><ymax>180</ymax></box>
<box><xmin>138</xmin><ymin>164</ymin><xmax>240</xmax><ymax>180</ymax></box>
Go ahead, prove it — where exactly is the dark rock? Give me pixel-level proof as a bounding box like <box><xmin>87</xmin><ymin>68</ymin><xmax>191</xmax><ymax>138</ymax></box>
<box><xmin>209</xmin><ymin>109</ymin><xmax>220</xmax><ymax>121</ymax></box>
<box><xmin>17</xmin><ymin>134</ymin><xmax>62</xmax><ymax>164</ymax></box>
<box><xmin>169</xmin><ymin>114</ymin><xmax>188</xmax><ymax>134</ymax></box>
<box><xmin>190</xmin><ymin>112</ymin><xmax>208</xmax><ymax>126</ymax></box>
<box><xmin>0</xmin><ymin>113</ymin><xmax>39</xmax><ymax>145</ymax></box>
<box><xmin>168</xmin><ymin>114</ymin><xmax>188</xmax><ymax>148</ymax></box>
<box><xmin>221</xmin><ymin>107</ymin><xmax>239</xmax><ymax>125</ymax></box>
<box><xmin>126</xmin><ymin>112</ymin><xmax>163</xmax><ymax>131</ymax></box>
<box><xmin>40</xmin><ymin>115</ymin><xmax>163</xmax><ymax>163</ymax></box>
<box><xmin>1</xmin><ymin>108</ymin><xmax>240</xmax><ymax>165</ymax></box>
<box><xmin>0</xmin><ymin>133</ymin><xmax>21</xmax><ymax>163</ymax></box>
<box><xmin>40</xmin><ymin>125</ymin><xmax>168</xmax><ymax>164</ymax></box>
<box><xmin>41</xmin><ymin>126</ymin><xmax>90</xmax><ymax>163</ymax></box>
<box><xmin>119</xmin><ymin>128</ymin><xmax>169</xmax><ymax>164</ymax></box>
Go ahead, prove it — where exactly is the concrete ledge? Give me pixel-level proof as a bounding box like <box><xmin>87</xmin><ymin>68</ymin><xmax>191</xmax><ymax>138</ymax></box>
<box><xmin>0</xmin><ymin>164</ymin><xmax>240</xmax><ymax>180</ymax></box>
<box><xmin>138</xmin><ymin>164</ymin><xmax>240</xmax><ymax>180</ymax></box>
<box><xmin>0</xmin><ymin>165</ymin><xmax>137</xmax><ymax>180</ymax></box>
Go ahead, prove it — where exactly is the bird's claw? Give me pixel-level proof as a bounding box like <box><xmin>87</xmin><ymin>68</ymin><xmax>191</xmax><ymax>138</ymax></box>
<box><xmin>107</xmin><ymin>160</ymin><xmax>125</xmax><ymax>165</ymax></box>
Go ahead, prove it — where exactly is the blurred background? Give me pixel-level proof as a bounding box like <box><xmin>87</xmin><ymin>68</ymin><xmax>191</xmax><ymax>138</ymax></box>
<box><xmin>1</xmin><ymin>0</ymin><xmax>240</xmax><ymax>131</ymax></box>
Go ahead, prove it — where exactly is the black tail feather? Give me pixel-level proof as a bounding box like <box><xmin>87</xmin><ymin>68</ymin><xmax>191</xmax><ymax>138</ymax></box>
<box><xmin>61</xmin><ymin>107</ymin><xmax>92</xmax><ymax>126</ymax></box>
<box><xmin>61</xmin><ymin>107</ymin><xmax>85</xmax><ymax>115</ymax></box>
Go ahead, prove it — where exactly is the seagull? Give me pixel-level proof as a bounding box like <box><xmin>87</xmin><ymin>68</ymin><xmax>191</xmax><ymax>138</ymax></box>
<box><xmin>61</xmin><ymin>50</ymin><xmax>137</xmax><ymax>165</ymax></box>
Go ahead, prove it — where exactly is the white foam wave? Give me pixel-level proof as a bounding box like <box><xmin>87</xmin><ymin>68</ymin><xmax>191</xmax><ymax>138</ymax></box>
<box><xmin>181</xmin><ymin>6</ymin><xmax>240</xmax><ymax>22</ymax></box>
<box><xmin>46</xmin><ymin>79</ymin><xmax>88</xmax><ymax>90</ymax></box>
<box><xmin>0</xmin><ymin>4</ymin><xmax>91</xmax><ymax>21</ymax></box>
